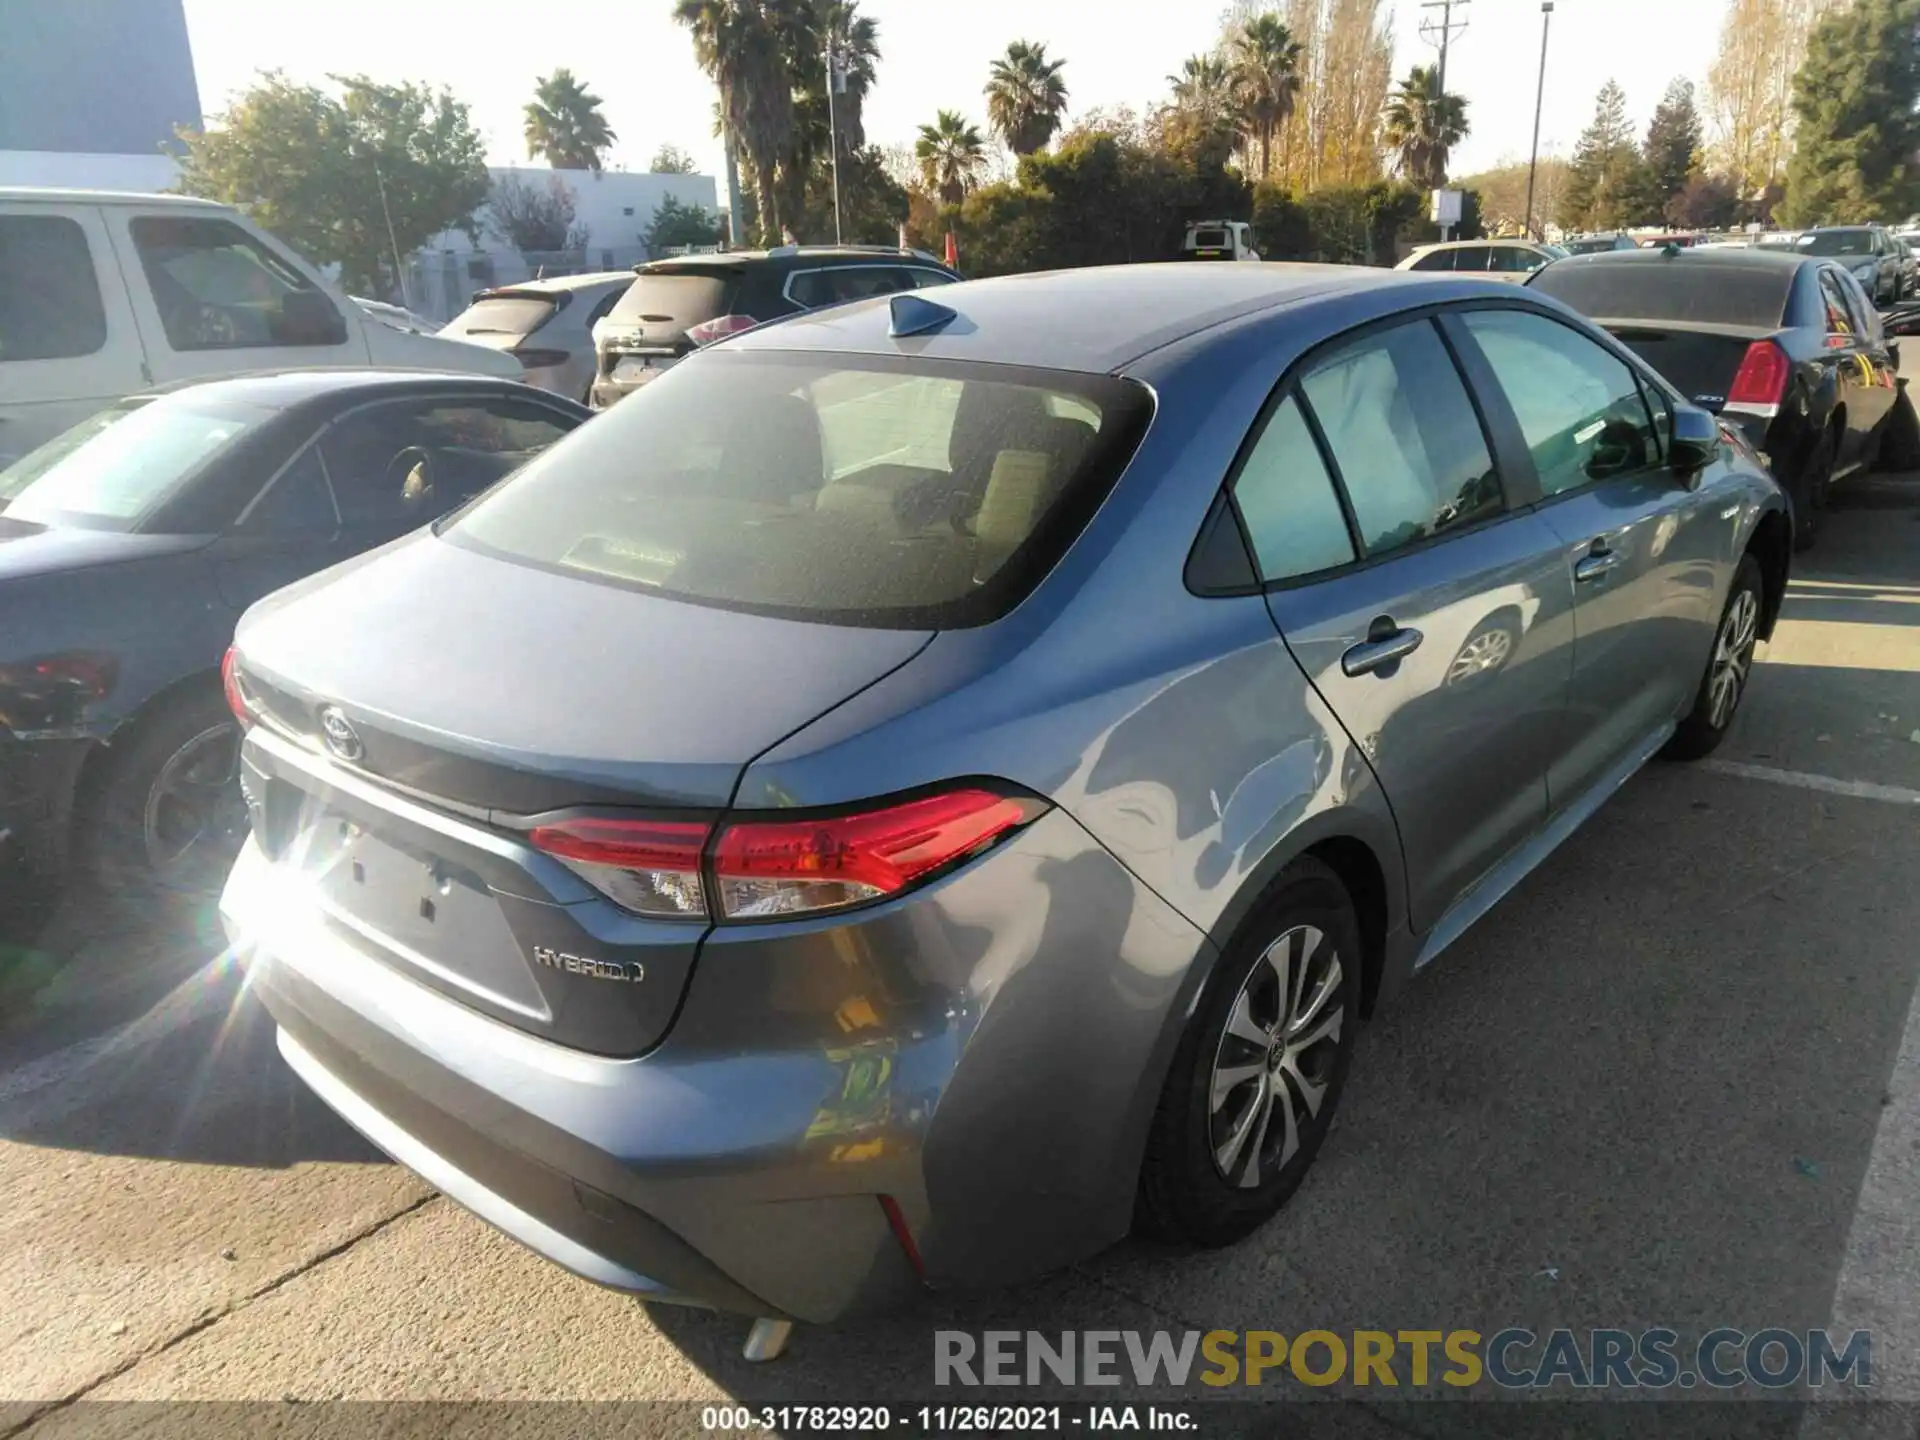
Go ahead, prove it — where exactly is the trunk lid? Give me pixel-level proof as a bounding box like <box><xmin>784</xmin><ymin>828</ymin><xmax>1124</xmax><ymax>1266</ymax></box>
<box><xmin>232</xmin><ymin>534</ymin><xmax>931</xmax><ymax>1056</ymax></box>
<box><xmin>1598</xmin><ymin>319</ymin><xmax>1778</xmax><ymax>414</ymax></box>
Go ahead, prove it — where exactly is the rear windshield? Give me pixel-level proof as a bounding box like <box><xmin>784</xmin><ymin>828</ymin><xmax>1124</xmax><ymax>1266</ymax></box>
<box><xmin>608</xmin><ymin>270</ymin><xmax>739</xmax><ymax>328</ymax></box>
<box><xmin>442</xmin><ymin>294</ymin><xmax>557</xmax><ymax>341</ymax></box>
<box><xmin>1192</xmin><ymin>230</ymin><xmax>1229</xmax><ymax>248</ymax></box>
<box><xmin>1797</xmin><ymin>230</ymin><xmax>1873</xmax><ymax>256</ymax></box>
<box><xmin>1529</xmin><ymin>260</ymin><xmax>1794</xmax><ymax>327</ymax></box>
<box><xmin>445</xmin><ymin>351</ymin><xmax>1152</xmax><ymax>628</ymax></box>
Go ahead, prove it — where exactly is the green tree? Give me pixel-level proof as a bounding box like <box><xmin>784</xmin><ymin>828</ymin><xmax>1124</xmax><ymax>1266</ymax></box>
<box><xmin>1229</xmin><ymin>13</ymin><xmax>1303</xmax><ymax>181</ymax></box>
<box><xmin>916</xmin><ymin>109</ymin><xmax>987</xmax><ymax>204</ymax></box>
<box><xmin>674</xmin><ymin>0</ymin><xmax>796</xmax><ymax>244</ymax></box>
<box><xmin>1382</xmin><ymin>65</ymin><xmax>1469</xmax><ymax>191</ymax></box>
<box><xmin>648</xmin><ymin>143</ymin><xmax>699</xmax><ymax>173</ymax></box>
<box><xmin>175</xmin><ymin>72</ymin><xmax>490</xmax><ymax>296</ymax></box>
<box><xmin>1640</xmin><ymin>78</ymin><xmax>1703</xmax><ymax>224</ymax></box>
<box><xmin>1781</xmin><ymin>0</ymin><xmax>1920</xmax><ymax>226</ymax></box>
<box><xmin>644</xmin><ymin>195</ymin><xmax>723</xmax><ymax>253</ymax></box>
<box><xmin>984</xmin><ymin>40</ymin><xmax>1070</xmax><ymax>156</ymax></box>
<box><xmin>1559</xmin><ymin>79</ymin><xmax>1647</xmax><ymax>231</ymax></box>
<box><xmin>1169</xmin><ymin>53</ymin><xmax>1235</xmax><ymax>126</ymax></box>
<box><xmin>522</xmin><ymin>69</ymin><xmax>617</xmax><ymax>171</ymax></box>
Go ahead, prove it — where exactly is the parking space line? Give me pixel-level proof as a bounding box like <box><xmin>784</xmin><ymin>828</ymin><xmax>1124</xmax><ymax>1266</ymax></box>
<box><xmin>1699</xmin><ymin>760</ymin><xmax>1920</xmax><ymax>807</ymax></box>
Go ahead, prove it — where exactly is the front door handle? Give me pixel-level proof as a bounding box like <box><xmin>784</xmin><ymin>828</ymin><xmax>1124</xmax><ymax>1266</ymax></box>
<box><xmin>1573</xmin><ymin>541</ymin><xmax>1620</xmax><ymax>584</ymax></box>
<box><xmin>1342</xmin><ymin>618</ymin><xmax>1424</xmax><ymax>677</ymax></box>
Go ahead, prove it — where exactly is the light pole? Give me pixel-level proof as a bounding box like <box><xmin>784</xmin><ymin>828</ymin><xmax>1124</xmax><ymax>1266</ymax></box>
<box><xmin>1524</xmin><ymin>2</ymin><xmax>1555</xmax><ymax>242</ymax></box>
<box><xmin>823</xmin><ymin>39</ymin><xmax>846</xmax><ymax>245</ymax></box>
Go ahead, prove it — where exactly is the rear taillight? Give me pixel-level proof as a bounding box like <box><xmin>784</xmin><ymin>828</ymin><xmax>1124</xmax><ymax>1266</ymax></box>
<box><xmin>685</xmin><ymin>314</ymin><xmax>759</xmax><ymax>347</ymax></box>
<box><xmin>526</xmin><ymin>787</ymin><xmax>1046</xmax><ymax>922</ymax></box>
<box><xmin>711</xmin><ymin>789</ymin><xmax>1046</xmax><ymax>920</ymax></box>
<box><xmin>529</xmin><ymin>817</ymin><xmax>709</xmax><ymax>918</ymax></box>
<box><xmin>512</xmin><ymin>347</ymin><xmax>570</xmax><ymax>370</ymax></box>
<box><xmin>221</xmin><ymin>646</ymin><xmax>255</xmax><ymax>729</ymax></box>
<box><xmin>1725</xmin><ymin>340</ymin><xmax>1790</xmax><ymax>416</ymax></box>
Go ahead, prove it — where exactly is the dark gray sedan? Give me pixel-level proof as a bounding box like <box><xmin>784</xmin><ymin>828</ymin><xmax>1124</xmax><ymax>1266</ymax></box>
<box><xmin>220</xmin><ymin>264</ymin><xmax>1790</xmax><ymax>1352</ymax></box>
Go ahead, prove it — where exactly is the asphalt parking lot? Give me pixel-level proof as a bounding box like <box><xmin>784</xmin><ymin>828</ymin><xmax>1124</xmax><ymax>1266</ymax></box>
<box><xmin>4</xmin><ymin>420</ymin><xmax>1920</xmax><ymax>1437</ymax></box>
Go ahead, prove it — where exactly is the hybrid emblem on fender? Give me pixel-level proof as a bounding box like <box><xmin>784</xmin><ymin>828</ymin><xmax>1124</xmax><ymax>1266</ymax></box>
<box><xmin>532</xmin><ymin>945</ymin><xmax>644</xmax><ymax>983</ymax></box>
<box><xmin>317</xmin><ymin>706</ymin><xmax>364</xmax><ymax>763</ymax></box>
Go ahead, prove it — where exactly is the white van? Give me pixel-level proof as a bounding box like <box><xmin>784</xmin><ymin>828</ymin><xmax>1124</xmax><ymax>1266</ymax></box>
<box><xmin>0</xmin><ymin>188</ymin><xmax>522</xmax><ymax>465</ymax></box>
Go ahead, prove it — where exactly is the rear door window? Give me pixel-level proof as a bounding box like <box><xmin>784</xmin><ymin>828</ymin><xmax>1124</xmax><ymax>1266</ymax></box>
<box><xmin>788</xmin><ymin>266</ymin><xmax>922</xmax><ymax>308</ymax></box>
<box><xmin>446</xmin><ymin>352</ymin><xmax>1151</xmax><ymax>628</ymax></box>
<box><xmin>1230</xmin><ymin>396</ymin><xmax>1357</xmax><ymax>582</ymax></box>
<box><xmin>1297</xmin><ymin>320</ymin><xmax>1503</xmax><ymax>558</ymax></box>
<box><xmin>1449</xmin><ymin>247</ymin><xmax>1493</xmax><ymax>272</ymax></box>
<box><xmin>1410</xmin><ymin>249</ymin><xmax>1455</xmax><ymax>273</ymax></box>
<box><xmin>1460</xmin><ymin>308</ymin><xmax>1661</xmax><ymax>498</ymax></box>
<box><xmin>0</xmin><ymin>214</ymin><xmax>107</xmax><ymax>362</ymax></box>
<box><xmin>240</xmin><ymin>446</ymin><xmax>337</xmax><ymax>533</ymax></box>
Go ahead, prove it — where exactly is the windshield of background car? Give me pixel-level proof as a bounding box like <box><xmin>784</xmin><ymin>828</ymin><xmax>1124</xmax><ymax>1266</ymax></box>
<box><xmin>0</xmin><ymin>397</ymin><xmax>265</xmax><ymax>531</ymax></box>
<box><xmin>1798</xmin><ymin>230</ymin><xmax>1873</xmax><ymax>256</ymax></box>
<box><xmin>446</xmin><ymin>351</ymin><xmax>1152</xmax><ymax>628</ymax></box>
<box><xmin>1529</xmin><ymin>260</ymin><xmax>1794</xmax><ymax>327</ymax></box>
<box><xmin>606</xmin><ymin>269</ymin><xmax>740</xmax><ymax>329</ymax></box>
<box><xmin>441</xmin><ymin>294</ymin><xmax>558</xmax><ymax>345</ymax></box>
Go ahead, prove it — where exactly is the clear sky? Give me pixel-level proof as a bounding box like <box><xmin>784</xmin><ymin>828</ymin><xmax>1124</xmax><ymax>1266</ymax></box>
<box><xmin>179</xmin><ymin>0</ymin><xmax>1727</xmax><ymax>182</ymax></box>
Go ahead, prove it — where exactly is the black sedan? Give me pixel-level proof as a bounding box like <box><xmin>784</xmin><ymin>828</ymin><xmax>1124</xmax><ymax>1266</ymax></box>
<box><xmin>1528</xmin><ymin>246</ymin><xmax>1902</xmax><ymax>549</ymax></box>
<box><xmin>0</xmin><ymin>370</ymin><xmax>586</xmax><ymax>904</ymax></box>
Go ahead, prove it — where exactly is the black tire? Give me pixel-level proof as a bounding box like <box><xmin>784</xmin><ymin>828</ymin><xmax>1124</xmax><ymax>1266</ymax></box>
<box><xmin>1787</xmin><ymin>426</ymin><xmax>1835</xmax><ymax>553</ymax></box>
<box><xmin>1662</xmin><ymin>555</ymin><xmax>1764</xmax><ymax>763</ymax></box>
<box><xmin>82</xmin><ymin>687</ymin><xmax>248</xmax><ymax>903</ymax></box>
<box><xmin>1137</xmin><ymin>857</ymin><xmax>1363</xmax><ymax>1247</ymax></box>
<box><xmin>1878</xmin><ymin>383</ymin><xmax>1920</xmax><ymax>471</ymax></box>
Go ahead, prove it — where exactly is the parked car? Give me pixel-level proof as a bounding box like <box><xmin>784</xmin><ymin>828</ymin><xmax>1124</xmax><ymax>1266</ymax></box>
<box><xmin>589</xmin><ymin>245</ymin><xmax>961</xmax><ymax>409</ymax></box>
<box><xmin>0</xmin><ymin>188</ymin><xmax>526</xmax><ymax>468</ymax></box>
<box><xmin>1528</xmin><ymin>246</ymin><xmax>1900</xmax><ymax>549</ymax></box>
<box><xmin>1795</xmin><ymin>225</ymin><xmax>1904</xmax><ymax>305</ymax></box>
<box><xmin>440</xmin><ymin>272</ymin><xmax>636</xmax><ymax>404</ymax></box>
<box><xmin>1892</xmin><ymin>234</ymin><xmax>1920</xmax><ymax>296</ymax></box>
<box><xmin>352</xmin><ymin>297</ymin><xmax>439</xmax><ymax>334</ymax></box>
<box><xmin>1178</xmin><ymin>219</ymin><xmax>1262</xmax><ymax>261</ymax></box>
<box><xmin>1395</xmin><ymin>239</ymin><xmax>1569</xmax><ymax>280</ymax></box>
<box><xmin>0</xmin><ymin>371</ymin><xmax>586</xmax><ymax>898</ymax></box>
<box><xmin>1637</xmin><ymin>233</ymin><xmax>1705</xmax><ymax>249</ymax></box>
<box><xmin>221</xmin><ymin>264</ymin><xmax>1789</xmax><ymax>1344</ymax></box>
<box><xmin>1562</xmin><ymin>233</ymin><xmax>1638</xmax><ymax>255</ymax></box>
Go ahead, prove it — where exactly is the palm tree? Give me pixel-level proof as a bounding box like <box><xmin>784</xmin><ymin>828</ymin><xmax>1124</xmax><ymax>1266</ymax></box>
<box><xmin>1169</xmin><ymin>54</ymin><xmax>1234</xmax><ymax>125</ymax></box>
<box><xmin>1383</xmin><ymin>65</ymin><xmax>1470</xmax><ymax>191</ymax></box>
<box><xmin>522</xmin><ymin>69</ymin><xmax>617</xmax><ymax>171</ymax></box>
<box><xmin>984</xmin><ymin>41</ymin><xmax>1070</xmax><ymax>156</ymax></box>
<box><xmin>915</xmin><ymin>110</ymin><xmax>987</xmax><ymax>204</ymax></box>
<box><xmin>1228</xmin><ymin>15</ymin><xmax>1303</xmax><ymax>181</ymax></box>
<box><xmin>674</xmin><ymin>0</ymin><xmax>796</xmax><ymax>244</ymax></box>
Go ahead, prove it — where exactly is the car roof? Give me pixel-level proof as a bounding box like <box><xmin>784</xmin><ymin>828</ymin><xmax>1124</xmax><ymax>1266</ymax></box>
<box><xmin>725</xmin><ymin>261</ymin><xmax>1484</xmax><ymax>373</ymax></box>
<box><xmin>641</xmin><ymin>246</ymin><xmax>952</xmax><ymax>273</ymax></box>
<box><xmin>1412</xmin><ymin>238</ymin><xmax>1543</xmax><ymax>253</ymax></box>
<box><xmin>0</xmin><ymin>186</ymin><xmax>229</xmax><ymax>209</ymax></box>
<box><xmin>135</xmin><ymin>368</ymin><xmax>545</xmax><ymax>409</ymax></box>
<box><xmin>478</xmin><ymin>271</ymin><xmax>635</xmax><ymax>296</ymax></box>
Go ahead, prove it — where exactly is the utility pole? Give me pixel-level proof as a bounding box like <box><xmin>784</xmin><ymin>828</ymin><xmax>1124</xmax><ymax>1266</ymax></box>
<box><xmin>1418</xmin><ymin>0</ymin><xmax>1470</xmax><ymax>94</ymax></box>
<box><xmin>824</xmin><ymin>38</ymin><xmax>845</xmax><ymax>245</ymax></box>
<box><xmin>1524</xmin><ymin>2</ymin><xmax>1555</xmax><ymax>242</ymax></box>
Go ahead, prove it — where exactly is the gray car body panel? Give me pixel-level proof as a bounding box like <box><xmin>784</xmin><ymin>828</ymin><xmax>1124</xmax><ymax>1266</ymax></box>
<box><xmin>227</xmin><ymin>264</ymin><xmax>1788</xmax><ymax>1321</ymax></box>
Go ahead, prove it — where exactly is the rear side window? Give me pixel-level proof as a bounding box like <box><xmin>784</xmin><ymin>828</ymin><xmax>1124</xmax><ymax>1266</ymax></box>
<box><xmin>0</xmin><ymin>214</ymin><xmax>107</xmax><ymax>362</ymax></box>
<box><xmin>1410</xmin><ymin>249</ymin><xmax>1454</xmax><ymax>273</ymax></box>
<box><xmin>1817</xmin><ymin>269</ymin><xmax>1855</xmax><ymax>334</ymax></box>
<box><xmin>447</xmin><ymin>352</ymin><xmax>1152</xmax><ymax>628</ymax></box>
<box><xmin>787</xmin><ymin>266</ymin><xmax>923</xmax><ymax>308</ymax></box>
<box><xmin>608</xmin><ymin>269</ymin><xmax>740</xmax><ymax>326</ymax></box>
<box><xmin>241</xmin><ymin>447</ymin><xmax>336</xmax><ymax>533</ymax></box>
<box><xmin>1529</xmin><ymin>261</ymin><xmax>1792</xmax><ymax>327</ymax></box>
<box><xmin>1230</xmin><ymin>396</ymin><xmax>1356</xmax><ymax>582</ymax></box>
<box><xmin>1449</xmin><ymin>247</ymin><xmax>1493</xmax><ymax>272</ymax></box>
<box><xmin>1461</xmin><ymin>309</ymin><xmax>1661</xmax><ymax>498</ymax></box>
<box><xmin>1298</xmin><ymin>320</ymin><xmax>1501</xmax><ymax>558</ymax></box>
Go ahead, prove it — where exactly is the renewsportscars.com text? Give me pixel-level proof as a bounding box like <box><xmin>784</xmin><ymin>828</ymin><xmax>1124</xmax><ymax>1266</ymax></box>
<box><xmin>933</xmin><ymin>1328</ymin><xmax>1872</xmax><ymax>1391</ymax></box>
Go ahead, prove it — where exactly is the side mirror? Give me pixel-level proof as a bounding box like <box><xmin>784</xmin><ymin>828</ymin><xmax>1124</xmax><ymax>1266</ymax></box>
<box><xmin>274</xmin><ymin>290</ymin><xmax>349</xmax><ymax>347</ymax></box>
<box><xmin>1668</xmin><ymin>404</ymin><xmax>1719</xmax><ymax>474</ymax></box>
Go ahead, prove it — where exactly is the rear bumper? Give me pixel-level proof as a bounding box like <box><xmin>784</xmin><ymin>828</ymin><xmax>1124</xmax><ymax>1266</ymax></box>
<box><xmin>588</xmin><ymin>357</ymin><xmax>679</xmax><ymax>410</ymax></box>
<box><xmin>222</xmin><ymin>805</ymin><xmax>1211</xmax><ymax>1320</ymax></box>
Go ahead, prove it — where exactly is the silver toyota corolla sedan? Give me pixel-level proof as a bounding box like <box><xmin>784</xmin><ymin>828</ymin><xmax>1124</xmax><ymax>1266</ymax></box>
<box><xmin>220</xmin><ymin>264</ymin><xmax>1790</xmax><ymax>1348</ymax></box>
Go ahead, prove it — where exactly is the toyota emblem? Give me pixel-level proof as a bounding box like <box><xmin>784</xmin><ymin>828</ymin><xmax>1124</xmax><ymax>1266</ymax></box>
<box><xmin>317</xmin><ymin>705</ymin><xmax>365</xmax><ymax>763</ymax></box>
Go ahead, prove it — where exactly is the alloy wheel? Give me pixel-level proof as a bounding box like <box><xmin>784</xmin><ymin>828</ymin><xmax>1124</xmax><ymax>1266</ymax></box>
<box><xmin>1208</xmin><ymin>924</ymin><xmax>1345</xmax><ymax>1189</ymax></box>
<box><xmin>142</xmin><ymin>722</ymin><xmax>248</xmax><ymax>884</ymax></box>
<box><xmin>1708</xmin><ymin>588</ymin><xmax>1760</xmax><ymax>730</ymax></box>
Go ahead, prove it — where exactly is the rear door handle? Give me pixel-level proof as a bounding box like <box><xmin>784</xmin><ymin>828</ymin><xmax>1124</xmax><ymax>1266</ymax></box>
<box><xmin>1573</xmin><ymin>542</ymin><xmax>1620</xmax><ymax>584</ymax></box>
<box><xmin>1342</xmin><ymin>619</ymin><xmax>1424</xmax><ymax>677</ymax></box>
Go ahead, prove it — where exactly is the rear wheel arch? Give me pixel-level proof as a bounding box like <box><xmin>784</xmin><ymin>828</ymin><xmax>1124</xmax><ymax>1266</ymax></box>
<box><xmin>74</xmin><ymin>665</ymin><xmax>226</xmax><ymax>819</ymax></box>
<box><xmin>1746</xmin><ymin>507</ymin><xmax>1791</xmax><ymax>639</ymax></box>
